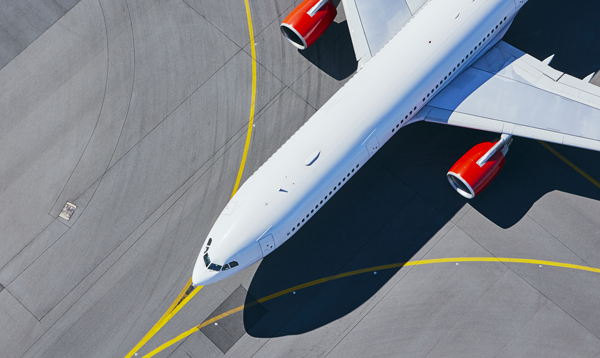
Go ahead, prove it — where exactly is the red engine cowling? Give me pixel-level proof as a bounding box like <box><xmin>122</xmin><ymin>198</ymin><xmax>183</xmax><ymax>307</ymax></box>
<box><xmin>280</xmin><ymin>0</ymin><xmax>337</xmax><ymax>50</ymax></box>
<box><xmin>447</xmin><ymin>141</ymin><xmax>507</xmax><ymax>199</ymax></box>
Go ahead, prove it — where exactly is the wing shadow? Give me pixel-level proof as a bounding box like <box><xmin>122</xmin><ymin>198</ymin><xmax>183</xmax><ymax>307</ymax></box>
<box><xmin>241</xmin><ymin>0</ymin><xmax>600</xmax><ymax>338</ymax></box>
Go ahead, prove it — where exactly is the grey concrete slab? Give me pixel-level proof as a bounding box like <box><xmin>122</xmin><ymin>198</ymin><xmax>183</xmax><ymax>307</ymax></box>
<box><xmin>0</xmin><ymin>291</ymin><xmax>38</xmax><ymax>358</ymax></box>
<box><xmin>0</xmin><ymin>0</ymin><xmax>82</xmax><ymax>70</ymax></box>
<box><xmin>7</xmin><ymin>43</ymin><xmax>282</xmax><ymax>321</ymax></box>
<box><xmin>323</xmin><ymin>247</ymin><xmax>511</xmax><ymax>357</ymax></box>
<box><xmin>526</xmin><ymin>192</ymin><xmax>600</xmax><ymax>268</ymax></box>
<box><xmin>0</xmin><ymin>0</ymin><xmax>107</xmax><ymax>271</ymax></box>
<box><xmin>502</xmin><ymin>262</ymin><xmax>600</xmax><ymax>338</ymax></box>
<box><xmin>22</xmin><ymin>132</ymin><xmax>251</xmax><ymax>358</ymax></box>
<box><xmin>200</xmin><ymin>286</ymin><xmax>266</xmax><ymax>353</ymax></box>
<box><xmin>0</xmin><ymin>220</ymin><xmax>69</xmax><ymax>285</ymax></box>
<box><xmin>184</xmin><ymin>0</ymin><xmax>298</xmax><ymax>48</ymax></box>
<box><xmin>2</xmin><ymin>0</ymin><xmax>600</xmax><ymax>357</ymax></box>
<box><xmin>496</xmin><ymin>302</ymin><xmax>600</xmax><ymax>358</ymax></box>
<box><xmin>107</xmin><ymin>0</ymin><xmax>241</xmax><ymax>167</ymax></box>
<box><xmin>456</xmin><ymin>205</ymin><xmax>590</xmax><ymax>266</ymax></box>
<box><xmin>177</xmin><ymin>331</ymin><xmax>223</xmax><ymax>358</ymax></box>
<box><xmin>49</xmin><ymin>0</ymin><xmax>136</xmax><ymax>217</ymax></box>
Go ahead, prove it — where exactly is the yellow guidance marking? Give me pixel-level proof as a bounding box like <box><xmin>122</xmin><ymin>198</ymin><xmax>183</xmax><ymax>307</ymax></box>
<box><xmin>142</xmin><ymin>257</ymin><xmax>600</xmax><ymax>357</ymax></box>
<box><xmin>231</xmin><ymin>0</ymin><xmax>258</xmax><ymax>199</ymax></box>
<box><xmin>124</xmin><ymin>280</ymin><xmax>203</xmax><ymax>358</ymax></box>
<box><xmin>126</xmin><ymin>3</ymin><xmax>257</xmax><ymax>357</ymax></box>
<box><xmin>539</xmin><ymin>140</ymin><xmax>600</xmax><ymax>189</ymax></box>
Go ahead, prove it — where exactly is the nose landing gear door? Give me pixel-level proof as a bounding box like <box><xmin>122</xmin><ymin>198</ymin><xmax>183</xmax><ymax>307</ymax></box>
<box><xmin>258</xmin><ymin>234</ymin><xmax>275</xmax><ymax>257</ymax></box>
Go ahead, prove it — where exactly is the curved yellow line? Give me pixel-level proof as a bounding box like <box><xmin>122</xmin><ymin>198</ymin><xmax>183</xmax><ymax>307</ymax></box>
<box><xmin>231</xmin><ymin>0</ymin><xmax>258</xmax><ymax>199</ymax></box>
<box><xmin>124</xmin><ymin>2</ymin><xmax>258</xmax><ymax>357</ymax></box>
<box><xmin>142</xmin><ymin>257</ymin><xmax>600</xmax><ymax>357</ymax></box>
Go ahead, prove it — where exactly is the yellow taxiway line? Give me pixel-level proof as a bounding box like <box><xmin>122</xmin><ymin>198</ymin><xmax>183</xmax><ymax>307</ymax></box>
<box><xmin>123</xmin><ymin>280</ymin><xmax>203</xmax><ymax>358</ymax></box>
<box><xmin>539</xmin><ymin>141</ymin><xmax>600</xmax><ymax>189</ymax></box>
<box><xmin>231</xmin><ymin>0</ymin><xmax>258</xmax><ymax>199</ymax></box>
<box><xmin>124</xmin><ymin>1</ymin><xmax>257</xmax><ymax>356</ymax></box>
<box><xmin>142</xmin><ymin>257</ymin><xmax>600</xmax><ymax>357</ymax></box>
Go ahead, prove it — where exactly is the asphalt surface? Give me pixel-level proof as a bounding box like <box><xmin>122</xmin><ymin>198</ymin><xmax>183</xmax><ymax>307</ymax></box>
<box><xmin>1</xmin><ymin>0</ymin><xmax>600</xmax><ymax>357</ymax></box>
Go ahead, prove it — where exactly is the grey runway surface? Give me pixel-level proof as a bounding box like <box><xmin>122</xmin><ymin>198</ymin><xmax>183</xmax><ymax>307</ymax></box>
<box><xmin>1</xmin><ymin>0</ymin><xmax>600</xmax><ymax>357</ymax></box>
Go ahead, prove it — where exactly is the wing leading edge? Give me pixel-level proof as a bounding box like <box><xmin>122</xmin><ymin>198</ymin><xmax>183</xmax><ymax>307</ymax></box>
<box><xmin>419</xmin><ymin>41</ymin><xmax>600</xmax><ymax>152</ymax></box>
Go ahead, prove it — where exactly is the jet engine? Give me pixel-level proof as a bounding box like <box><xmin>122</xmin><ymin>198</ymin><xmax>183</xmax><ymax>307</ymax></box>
<box><xmin>280</xmin><ymin>0</ymin><xmax>337</xmax><ymax>50</ymax></box>
<box><xmin>447</xmin><ymin>135</ymin><xmax>512</xmax><ymax>199</ymax></box>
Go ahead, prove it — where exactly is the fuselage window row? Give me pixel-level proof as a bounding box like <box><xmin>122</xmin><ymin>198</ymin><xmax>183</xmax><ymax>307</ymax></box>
<box><xmin>391</xmin><ymin>16</ymin><xmax>507</xmax><ymax>136</ymax></box>
<box><xmin>287</xmin><ymin>163</ymin><xmax>360</xmax><ymax>236</ymax></box>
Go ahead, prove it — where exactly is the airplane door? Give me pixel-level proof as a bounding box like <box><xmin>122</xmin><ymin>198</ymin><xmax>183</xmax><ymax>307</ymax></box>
<box><xmin>258</xmin><ymin>234</ymin><xmax>275</xmax><ymax>257</ymax></box>
<box><xmin>365</xmin><ymin>134</ymin><xmax>380</xmax><ymax>157</ymax></box>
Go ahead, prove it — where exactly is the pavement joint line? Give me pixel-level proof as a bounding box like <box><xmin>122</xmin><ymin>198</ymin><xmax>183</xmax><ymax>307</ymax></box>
<box><xmin>129</xmin><ymin>10</ymin><xmax>600</xmax><ymax>358</ymax></box>
<box><xmin>49</xmin><ymin>0</ymin><xmax>111</xmax><ymax>216</ymax></box>
<box><xmin>230</xmin><ymin>0</ymin><xmax>257</xmax><ymax>198</ymax></box>
<box><xmin>124</xmin><ymin>2</ymin><xmax>257</xmax><ymax>356</ymax></box>
<box><xmin>123</xmin><ymin>281</ymin><xmax>203</xmax><ymax>358</ymax></box>
<box><xmin>141</xmin><ymin>257</ymin><xmax>600</xmax><ymax>357</ymax></box>
<box><xmin>538</xmin><ymin>140</ymin><xmax>600</xmax><ymax>189</ymax></box>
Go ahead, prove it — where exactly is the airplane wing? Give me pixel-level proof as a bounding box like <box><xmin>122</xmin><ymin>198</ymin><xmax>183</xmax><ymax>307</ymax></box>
<box><xmin>341</xmin><ymin>0</ymin><xmax>430</xmax><ymax>67</ymax></box>
<box><xmin>418</xmin><ymin>40</ymin><xmax>600</xmax><ymax>152</ymax></box>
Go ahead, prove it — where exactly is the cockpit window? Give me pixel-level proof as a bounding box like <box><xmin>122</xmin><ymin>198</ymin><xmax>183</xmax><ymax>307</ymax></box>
<box><xmin>207</xmin><ymin>238</ymin><xmax>212</xmax><ymax>246</ymax></box>
<box><xmin>204</xmin><ymin>253</ymin><xmax>223</xmax><ymax>271</ymax></box>
<box><xmin>221</xmin><ymin>261</ymin><xmax>239</xmax><ymax>271</ymax></box>
<box><xmin>208</xmin><ymin>263</ymin><xmax>222</xmax><ymax>271</ymax></box>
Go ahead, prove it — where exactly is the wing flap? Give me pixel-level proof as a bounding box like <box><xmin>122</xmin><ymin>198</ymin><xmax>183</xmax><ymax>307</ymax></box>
<box><xmin>422</xmin><ymin>41</ymin><xmax>600</xmax><ymax>152</ymax></box>
<box><xmin>341</xmin><ymin>0</ymin><xmax>430</xmax><ymax>67</ymax></box>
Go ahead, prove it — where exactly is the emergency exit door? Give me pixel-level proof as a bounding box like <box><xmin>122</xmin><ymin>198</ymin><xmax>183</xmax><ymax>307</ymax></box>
<box><xmin>258</xmin><ymin>234</ymin><xmax>275</xmax><ymax>257</ymax></box>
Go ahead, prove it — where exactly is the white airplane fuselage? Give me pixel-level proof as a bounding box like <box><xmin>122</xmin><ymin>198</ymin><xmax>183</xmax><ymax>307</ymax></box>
<box><xmin>193</xmin><ymin>0</ymin><xmax>525</xmax><ymax>286</ymax></box>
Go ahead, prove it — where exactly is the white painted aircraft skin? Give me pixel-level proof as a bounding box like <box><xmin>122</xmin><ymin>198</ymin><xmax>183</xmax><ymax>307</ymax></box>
<box><xmin>192</xmin><ymin>0</ymin><xmax>523</xmax><ymax>286</ymax></box>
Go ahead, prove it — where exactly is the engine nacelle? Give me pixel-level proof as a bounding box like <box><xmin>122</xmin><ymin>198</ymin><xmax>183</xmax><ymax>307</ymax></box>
<box><xmin>447</xmin><ymin>141</ymin><xmax>509</xmax><ymax>199</ymax></box>
<box><xmin>280</xmin><ymin>0</ymin><xmax>337</xmax><ymax>50</ymax></box>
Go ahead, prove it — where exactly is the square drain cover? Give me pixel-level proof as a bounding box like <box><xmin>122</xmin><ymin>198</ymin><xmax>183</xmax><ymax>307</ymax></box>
<box><xmin>59</xmin><ymin>202</ymin><xmax>77</xmax><ymax>220</ymax></box>
<box><xmin>200</xmin><ymin>285</ymin><xmax>267</xmax><ymax>353</ymax></box>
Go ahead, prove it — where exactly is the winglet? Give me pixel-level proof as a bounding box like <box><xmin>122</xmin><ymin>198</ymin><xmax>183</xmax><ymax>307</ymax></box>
<box><xmin>542</xmin><ymin>54</ymin><xmax>555</xmax><ymax>66</ymax></box>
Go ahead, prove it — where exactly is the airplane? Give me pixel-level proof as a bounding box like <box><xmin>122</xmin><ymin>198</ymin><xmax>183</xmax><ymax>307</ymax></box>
<box><xmin>192</xmin><ymin>0</ymin><xmax>600</xmax><ymax>286</ymax></box>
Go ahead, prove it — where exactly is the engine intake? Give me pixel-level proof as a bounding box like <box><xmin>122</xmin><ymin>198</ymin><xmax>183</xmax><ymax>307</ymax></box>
<box><xmin>280</xmin><ymin>0</ymin><xmax>337</xmax><ymax>50</ymax></box>
<box><xmin>447</xmin><ymin>137</ymin><xmax>511</xmax><ymax>199</ymax></box>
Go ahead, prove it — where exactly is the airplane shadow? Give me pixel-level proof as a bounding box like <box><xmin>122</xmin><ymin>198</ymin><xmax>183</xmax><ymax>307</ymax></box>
<box><xmin>298</xmin><ymin>20</ymin><xmax>357</xmax><ymax>81</ymax></box>
<box><xmin>242</xmin><ymin>0</ymin><xmax>600</xmax><ymax>338</ymax></box>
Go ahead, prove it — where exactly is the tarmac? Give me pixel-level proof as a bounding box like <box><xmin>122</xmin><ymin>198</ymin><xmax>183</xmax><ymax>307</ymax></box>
<box><xmin>0</xmin><ymin>0</ymin><xmax>599</xmax><ymax>357</ymax></box>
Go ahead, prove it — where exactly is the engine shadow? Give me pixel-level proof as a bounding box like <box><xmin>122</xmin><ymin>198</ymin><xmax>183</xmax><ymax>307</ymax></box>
<box><xmin>298</xmin><ymin>20</ymin><xmax>357</xmax><ymax>81</ymax></box>
<box><xmin>243</xmin><ymin>119</ymin><xmax>600</xmax><ymax>337</ymax></box>
<box><xmin>241</xmin><ymin>0</ymin><xmax>600</xmax><ymax>339</ymax></box>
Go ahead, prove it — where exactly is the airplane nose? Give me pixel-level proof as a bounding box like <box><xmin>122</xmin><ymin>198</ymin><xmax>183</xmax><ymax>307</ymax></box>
<box><xmin>192</xmin><ymin>263</ymin><xmax>219</xmax><ymax>287</ymax></box>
